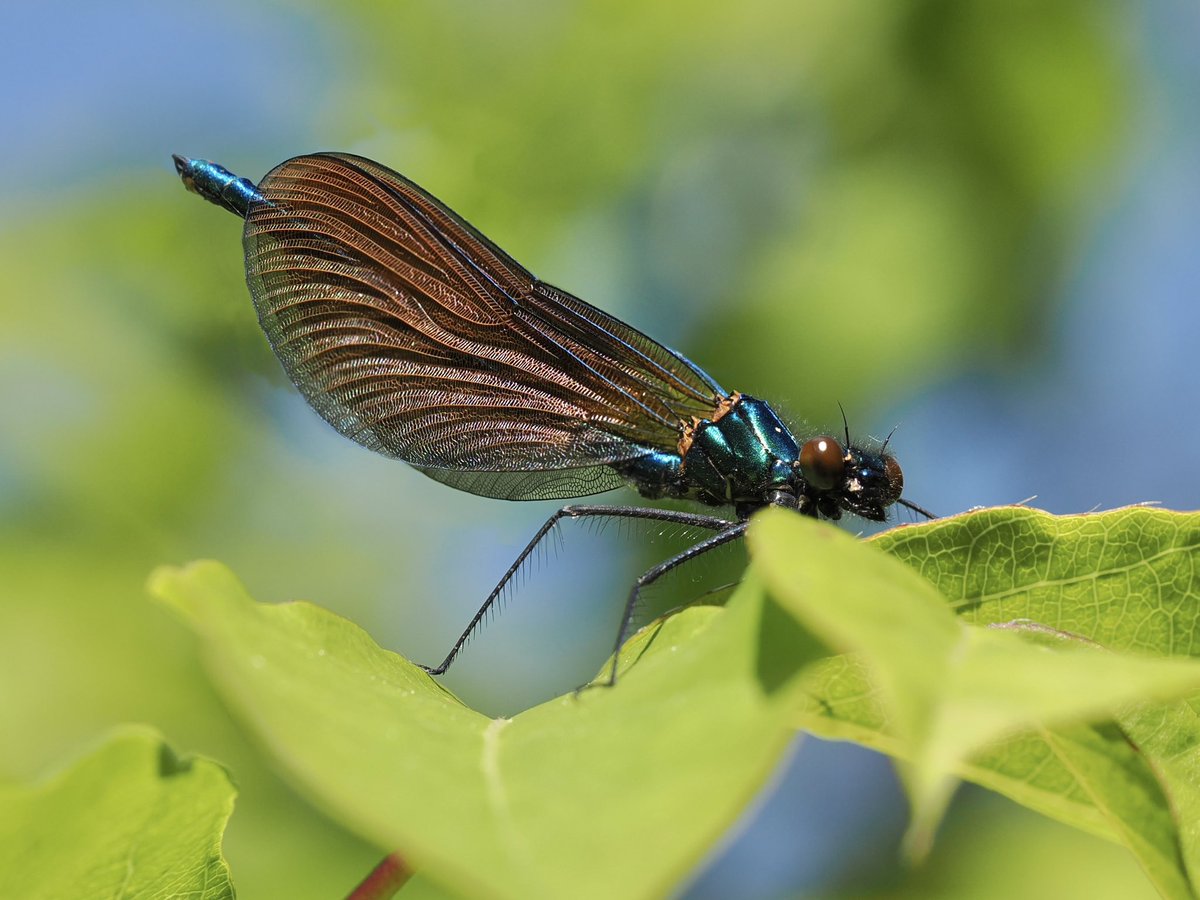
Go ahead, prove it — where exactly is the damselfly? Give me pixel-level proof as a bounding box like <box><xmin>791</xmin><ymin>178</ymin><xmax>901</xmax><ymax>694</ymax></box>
<box><xmin>173</xmin><ymin>153</ymin><xmax>932</xmax><ymax>686</ymax></box>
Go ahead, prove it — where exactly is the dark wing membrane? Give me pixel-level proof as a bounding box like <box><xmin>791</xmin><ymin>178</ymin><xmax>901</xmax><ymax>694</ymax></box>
<box><xmin>242</xmin><ymin>153</ymin><xmax>724</xmax><ymax>500</ymax></box>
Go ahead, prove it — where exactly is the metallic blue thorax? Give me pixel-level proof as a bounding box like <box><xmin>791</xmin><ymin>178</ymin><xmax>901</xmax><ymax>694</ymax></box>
<box><xmin>620</xmin><ymin>395</ymin><xmax>799</xmax><ymax>508</ymax></box>
<box><xmin>681</xmin><ymin>396</ymin><xmax>799</xmax><ymax>505</ymax></box>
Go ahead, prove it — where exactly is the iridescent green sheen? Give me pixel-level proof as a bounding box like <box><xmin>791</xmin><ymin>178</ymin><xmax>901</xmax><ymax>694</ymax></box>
<box><xmin>680</xmin><ymin>397</ymin><xmax>799</xmax><ymax>505</ymax></box>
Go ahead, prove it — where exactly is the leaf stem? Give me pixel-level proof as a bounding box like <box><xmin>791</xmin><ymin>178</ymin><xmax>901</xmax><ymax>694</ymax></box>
<box><xmin>344</xmin><ymin>852</ymin><xmax>412</xmax><ymax>900</ymax></box>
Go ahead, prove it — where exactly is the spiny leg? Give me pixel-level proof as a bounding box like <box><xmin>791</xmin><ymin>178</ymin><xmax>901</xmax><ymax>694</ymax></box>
<box><xmin>419</xmin><ymin>505</ymin><xmax>734</xmax><ymax>675</ymax></box>
<box><xmin>598</xmin><ymin>521</ymin><xmax>749</xmax><ymax>688</ymax></box>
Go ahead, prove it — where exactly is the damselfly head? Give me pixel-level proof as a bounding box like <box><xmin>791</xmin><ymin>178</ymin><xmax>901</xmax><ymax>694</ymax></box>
<box><xmin>841</xmin><ymin>444</ymin><xmax>905</xmax><ymax>521</ymax></box>
<box><xmin>794</xmin><ymin>436</ymin><xmax>904</xmax><ymax>522</ymax></box>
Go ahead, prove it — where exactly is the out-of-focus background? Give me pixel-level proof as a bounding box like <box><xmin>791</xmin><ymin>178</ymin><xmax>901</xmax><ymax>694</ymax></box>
<box><xmin>2</xmin><ymin>1</ymin><xmax>1197</xmax><ymax>897</ymax></box>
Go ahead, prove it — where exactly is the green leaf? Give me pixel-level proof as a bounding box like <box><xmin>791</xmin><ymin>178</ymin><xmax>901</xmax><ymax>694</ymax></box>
<box><xmin>1038</xmin><ymin>720</ymin><xmax>1191</xmax><ymax>900</ymax></box>
<box><xmin>877</xmin><ymin>507</ymin><xmax>1200</xmax><ymax>655</ymax></box>
<box><xmin>0</xmin><ymin>726</ymin><xmax>235</xmax><ymax>900</ymax></box>
<box><xmin>793</xmin><ymin>657</ymin><xmax>1118</xmax><ymax>828</ymax></box>
<box><xmin>796</xmin><ymin>653</ymin><xmax>1197</xmax><ymax>899</ymax></box>
<box><xmin>881</xmin><ymin>506</ymin><xmax>1200</xmax><ymax>891</ymax></box>
<box><xmin>1104</xmin><ymin>691</ymin><xmax>1200</xmax><ymax>892</ymax></box>
<box><xmin>150</xmin><ymin>560</ymin><xmax>822</xmax><ymax>900</ymax></box>
<box><xmin>747</xmin><ymin>507</ymin><xmax>1200</xmax><ymax>896</ymax></box>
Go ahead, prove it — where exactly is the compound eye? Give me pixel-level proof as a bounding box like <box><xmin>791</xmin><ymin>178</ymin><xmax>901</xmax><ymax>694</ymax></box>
<box><xmin>798</xmin><ymin>436</ymin><xmax>844</xmax><ymax>491</ymax></box>
<box><xmin>884</xmin><ymin>456</ymin><xmax>904</xmax><ymax>502</ymax></box>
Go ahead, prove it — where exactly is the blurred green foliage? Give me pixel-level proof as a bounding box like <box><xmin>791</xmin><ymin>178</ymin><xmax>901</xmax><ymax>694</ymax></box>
<box><xmin>0</xmin><ymin>728</ymin><xmax>235</xmax><ymax>899</ymax></box>
<box><xmin>331</xmin><ymin>0</ymin><xmax>1126</xmax><ymax>402</ymax></box>
<box><xmin>0</xmin><ymin>0</ymin><xmax>1148</xmax><ymax>897</ymax></box>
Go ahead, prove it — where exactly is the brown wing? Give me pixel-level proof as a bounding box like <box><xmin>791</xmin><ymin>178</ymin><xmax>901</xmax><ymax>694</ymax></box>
<box><xmin>241</xmin><ymin>153</ymin><xmax>725</xmax><ymax>500</ymax></box>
